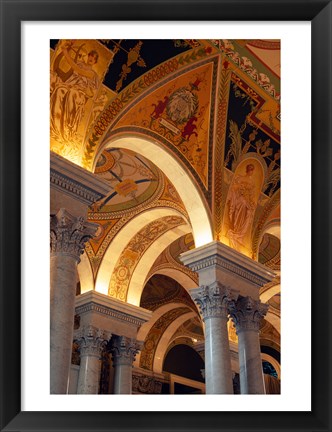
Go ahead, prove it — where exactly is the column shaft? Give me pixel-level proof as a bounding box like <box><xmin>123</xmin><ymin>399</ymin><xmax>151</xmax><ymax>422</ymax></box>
<box><xmin>50</xmin><ymin>254</ymin><xmax>77</xmax><ymax>394</ymax></box>
<box><xmin>230</xmin><ymin>296</ymin><xmax>268</xmax><ymax>395</ymax></box>
<box><xmin>50</xmin><ymin>208</ymin><xmax>98</xmax><ymax>394</ymax></box>
<box><xmin>205</xmin><ymin>316</ymin><xmax>233</xmax><ymax>394</ymax></box>
<box><xmin>191</xmin><ymin>283</ymin><xmax>236</xmax><ymax>395</ymax></box>
<box><xmin>77</xmin><ymin>354</ymin><xmax>101</xmax><ymax>394</ymax></box>
<box><xmin>238</xmin><ymin>330</ymin><xmax>265</xmax><ymax>394</ymax></box>
<box><xmin>113</xmin><ymin>364</ymin><xmax>132</xmax><ymax>394</ymax></box>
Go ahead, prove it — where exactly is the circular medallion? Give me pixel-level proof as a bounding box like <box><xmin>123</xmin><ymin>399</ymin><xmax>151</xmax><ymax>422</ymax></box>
<box><xmin>166</xmin><ymin>87</ymin><xmax>199</xmax><ymax>124</ymax></box>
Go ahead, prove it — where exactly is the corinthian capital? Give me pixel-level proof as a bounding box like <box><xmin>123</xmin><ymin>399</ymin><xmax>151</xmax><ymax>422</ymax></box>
<box><xmin>110</xmin><ymin>336</ymin><xmax>142</xmax><ymax>367</ymax></box>
<box><xmin>50</xmin><ymin>208</ymin><xmax>98</xmax><ymax>262</ymax></box>
<box><xmin>75</xmin><ymin>326</ymin><xmax>111</xmax><ymax>358</ymax></box>
<box><xmin>229</xmin><ymin>296</ymin><xmax>269</xmax><ymax>333</ymax></box>
<box><xmin>191</xmin><ymin>282</ymin><xmax>238</xmax><ymax>321</ymax></box>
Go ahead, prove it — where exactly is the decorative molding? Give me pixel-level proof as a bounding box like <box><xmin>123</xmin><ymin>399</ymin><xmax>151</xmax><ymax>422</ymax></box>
<box><xmin>50</xmin><ymin>208</ymin><xmax>98</xmax><ymax>262</ymax></box>
<box><xmin>213</xmin><ymin>58</ymin><xmax>232</xmax><ymax>240</ymax></box>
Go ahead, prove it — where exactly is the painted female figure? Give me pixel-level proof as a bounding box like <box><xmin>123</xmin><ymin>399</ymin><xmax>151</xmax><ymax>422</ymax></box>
<box><xmin>227</xmin><ymin>163</ymin><xmax>256</xmax><ymax>250</ymax></box>
<box><xmin>50</xmin><ymin>41</ymin><xmax>100</xmax><ymax>143</ymax></box>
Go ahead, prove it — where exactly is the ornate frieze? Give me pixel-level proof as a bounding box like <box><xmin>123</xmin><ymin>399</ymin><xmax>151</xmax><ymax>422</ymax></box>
<box><xmin>132</xmin><ymin>374</ymin><xmax>162</xmax><ymax>394</ymax></box>
<box><xmin>75</xmin><ymin>326</ymin><xmax>111</xmax><ymax>358</ymax></box>
<box><xmin>229</xmin><ymin>296</ymin><xmax>269</xmax><ymax>333</ymax></box>
<box><xmin>191</xmin><ymin>282</ymin><xmax>237</xmax><ymax>321</ymax></box>
<box><xmin>50</xmin><ymin>208</ymin><xmax>98</xmax><ymax>262</ymax></box>
<box><xmin>110</xmin><ymin>336</ymin><xmax>142</xmax><ymax>367</ymax></box>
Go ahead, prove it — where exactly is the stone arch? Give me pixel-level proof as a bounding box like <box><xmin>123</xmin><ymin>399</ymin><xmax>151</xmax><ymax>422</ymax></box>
<box><xmin>153</xmin><ymin>311</ymin><xmax>196</xmax><ymax>374</ymax></box>
<box><xmin>95</xmin><ymin>207</ymin><xmax>187</xmax><ymax>295</ymax></box>
<box><xmin>97</xmin><ymin>135</ymin><xmax>213</xmax><ymax>248</ymax></box>
<box><xmin>261</xmin><ymin>353</ymin><xmax>281</xmax><ymax>379</ymax></box>
<box><xmin>134</xmin><ymin>302</ymin><xmax>191</xmax><ymax>368</ymax></box>
<box><xmin>149</xmin><ymin>267</ymin><xmax>198</xmax><ymax>292</ymax></box>
<box><xmin>126</xmin><ymin>224</ymin><xmax>192</xmax><ymax>305</ymax></box>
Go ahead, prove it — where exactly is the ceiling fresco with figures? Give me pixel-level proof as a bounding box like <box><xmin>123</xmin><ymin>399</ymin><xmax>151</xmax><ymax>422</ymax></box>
<box><xmin>51</xmin><ymin>38</ymin><xmax>281</xmax><ymax>381</ymax></box>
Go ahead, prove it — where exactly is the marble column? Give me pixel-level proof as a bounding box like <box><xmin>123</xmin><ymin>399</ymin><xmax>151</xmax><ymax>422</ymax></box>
<box><xmin>75</xmin><ymin>326</ymin><xmax>111</xmax><ymax>394</ymax></box>
<box><xmin>191</xmin><ymin>283</ymin><xmax>236</xmax><ymax>394</ymax></box>
<box><xmin>50</xmin><ymin>208</ymin><xmax>97</xmax><ymax>394</ymax></box>
<box><xmin>110</xmin><ymin>336</ymin><xmax>141</xmax><ymax>394</ymax></box>
<box><xmin>229</xmin><ymin>296</ymin><xmax>269</xmax><ymax>394</ymax></box>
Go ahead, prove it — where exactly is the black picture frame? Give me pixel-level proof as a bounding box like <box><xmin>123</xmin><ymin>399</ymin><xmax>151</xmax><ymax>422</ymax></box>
<box><xmin>0</xmin><ymin>1</ymin><xmax>331</xmax><ymax>431</ymax></box>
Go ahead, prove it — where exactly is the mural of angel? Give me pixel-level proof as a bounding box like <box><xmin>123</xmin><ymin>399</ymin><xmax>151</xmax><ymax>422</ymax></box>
<box><xmin>50</xmin><ymin>40</ymin><xmax>100</xmax><ymax>142</ymax></box>
<box><xmin>227</xmin><ymin>163</ymin><xmax>256</xmax><ymax>250</ymax></box>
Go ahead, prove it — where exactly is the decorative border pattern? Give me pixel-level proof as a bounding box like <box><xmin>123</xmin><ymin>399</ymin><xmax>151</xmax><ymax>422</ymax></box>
<box><xmin>213</xmin><ymin>59</ymin><xmax>232</xmax><ymax>240</ymax></box>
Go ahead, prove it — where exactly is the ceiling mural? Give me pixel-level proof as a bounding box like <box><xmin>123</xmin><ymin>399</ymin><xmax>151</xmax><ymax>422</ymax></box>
<box><xmin>82</xmin><ymin>41</ymin><xmax>217</xmax><ymax>171</ymax></box>
<box><xmin>50</xmin><ymin>40</ymin><xmax>115</xmax><ymax>165</ymax></box>
<box><xmin>91</xmin><ymin>148</ymin><xmax>160</xmax><ymax>212</ymax></box>
<box><xmin>50</xmin><ymin>38</ymin><xmax>281</xmax><ymax>261</ymax></box>
<box><xmin>110</xmin><ymin>60</ymin><xmax>217</xmax><ymax>196</ymax></box>
<box><xmin>140</xmin><ymin>274</ymin><xmax>195</xmax><ymax>311</ymax></box>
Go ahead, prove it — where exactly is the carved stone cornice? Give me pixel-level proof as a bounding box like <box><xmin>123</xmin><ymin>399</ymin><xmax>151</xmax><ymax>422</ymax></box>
<box><xmin>190</xmin><ymin>283</ymin><xmax>238</xmax><ymax>321</ymax></box>
<box><xmin>229</xmin><ymin>296</ymin><xmax>269</xmax><ymax>333</ymax></box>
<box><xmin>50</xmin><ymin>208</ymin><xmax>98</xmax><ymax>262</ymax></box>
<box><xmin>180</xmin><ymin>241</ymin><xmax>275</xmax><ymax>290</ymax></box>
<box><xmin>50</xmin><ymin>151</ymin><xmax>110</xmax><ymax>205</ymax></box>
<box><xmin>75</xmin><ymin>326</ymin><xmax>111</xmax><ymax>358</ymax></box>
<box><xmin>75</xmin><ymin>302</ymin><xmax>150</xmax><ymax>329</ymax></box>
<box><xmin>110</xmin><ymin>336</ymin><xmax>142</xmax><ymax>367</ymax></box>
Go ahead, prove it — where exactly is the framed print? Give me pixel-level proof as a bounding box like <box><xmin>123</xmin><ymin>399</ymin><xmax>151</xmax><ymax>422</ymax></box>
<box><xmin>0</xmin><ymin>0</ymin><xmax>331</xmax><ymax>431</ymax></box>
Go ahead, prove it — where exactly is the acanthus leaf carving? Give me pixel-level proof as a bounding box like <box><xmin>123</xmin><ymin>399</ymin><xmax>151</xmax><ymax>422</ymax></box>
<box><xmin>50</xmin><ymin>208</ymin><xmax>98</xmax><ymax>262</ymax></box>
<box><xmin>229</xmin><ymin>296</ymin><xmax>269</xmax><ymax>333</ymax></box>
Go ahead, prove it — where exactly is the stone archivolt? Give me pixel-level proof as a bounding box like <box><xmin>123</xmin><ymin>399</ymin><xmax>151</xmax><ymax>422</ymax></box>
<box><xmin>108</xmin><ymin>216</ymin><xmax>186</xmax><ymax>300</ymax></box>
